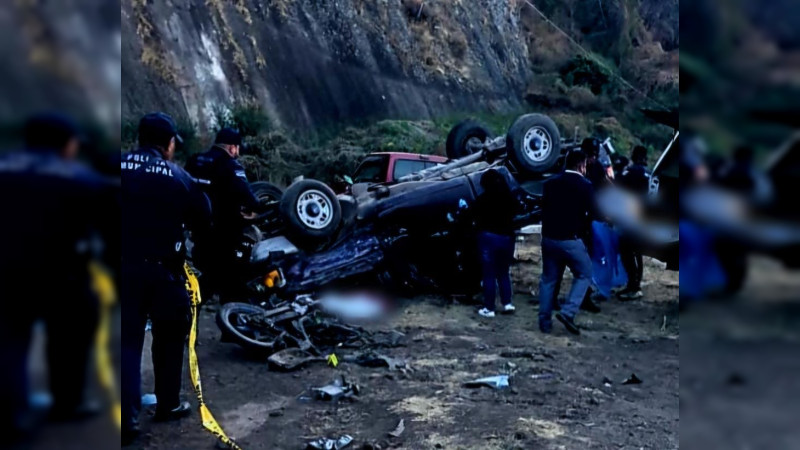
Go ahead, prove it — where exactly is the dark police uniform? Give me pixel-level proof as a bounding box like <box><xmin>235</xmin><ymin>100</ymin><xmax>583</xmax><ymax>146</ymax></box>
<box><xmin>121</xmin><ymin>118</ymin><xmax>211</xmax><ymax>435</ymax></box>
<box><xmin>184</xmin><ymin>135</ymin><xmax>259</xmax><ymax>302</ymax></box>
<box><xmin>0</xmin><ymin>146</ymin><xmax>113</xmax><ymax>436</ymax></box>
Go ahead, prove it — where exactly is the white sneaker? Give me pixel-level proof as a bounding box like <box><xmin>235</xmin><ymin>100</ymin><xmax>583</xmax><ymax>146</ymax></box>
<box><xmin>503</xmin><ymin>304</ymin><xmax>516</xmax><ymax>313</ymax></box>
<box><xmin>478</xmin><ymin>308</ymin><xmax>495</xmax><ymax>318</ymax></box>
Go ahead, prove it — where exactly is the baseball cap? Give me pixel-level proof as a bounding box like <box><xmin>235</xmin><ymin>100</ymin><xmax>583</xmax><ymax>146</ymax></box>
<box><xmin>214</xmin><ymin>128</ymin><xmax>242</xmax><ymax>146</ymax></box>
<box><xmin>138</xmin><ymin>112</ymin><xmax>183</xmax><ymax>145</ymax></box>
<box><xmin>24</xmin><ymin>113</ymin><xmax>80</xmax><ymax>150</ymax></box>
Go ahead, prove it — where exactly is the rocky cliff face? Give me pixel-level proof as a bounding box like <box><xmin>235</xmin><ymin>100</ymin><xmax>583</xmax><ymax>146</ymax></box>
<box><xmin>122</xmin><ymin>0</ymin><xmax>535</xmax><ymax>132</ymax></box>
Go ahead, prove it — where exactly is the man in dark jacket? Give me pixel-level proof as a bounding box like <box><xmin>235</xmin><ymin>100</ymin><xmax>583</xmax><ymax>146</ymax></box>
<box><xmin>185</xmin><ymin>128</ymin><xmax>260</xmax><ymax>302</ymax></box>
<box><xmin>538</xmin><ymin>150</ymin><xmax>599</xmax><ymax>335</ymax></box>
<box><xmin>617</xmin><ymin>145</ymin><xmax>650</xmax><ymax>299</ymax></box>
<box><xmin>473</xmin><ymin>169</ymin><xmax>518</xmax><ymax>317</ymax></box>
<box><xmin>121</xmin><ymin>113</ymin><xmax>211</xmax><ymax>445</ymax></box>
<box><xmin>0</xmin><ymin>114</ymin><xmax>114</xmax><ymax>442</ymax></box>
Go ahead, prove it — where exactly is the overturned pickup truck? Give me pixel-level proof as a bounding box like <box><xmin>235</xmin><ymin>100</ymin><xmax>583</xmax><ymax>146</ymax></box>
<box><xmin>230</xmin><ymin>114</ymin><xmax>569</xmax><ymax>300</ymax></box>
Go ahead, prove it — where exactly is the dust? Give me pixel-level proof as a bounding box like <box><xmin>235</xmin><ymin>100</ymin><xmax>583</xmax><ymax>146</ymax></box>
<box><xmin>390</xmin><ymin>396</ymin><xmax>455</xmax><ymax>425</ymax></box>
<box><xmin>517</xmin><ymin>418</ymin><xmax>565</xmax><ymax>439</ymax></box>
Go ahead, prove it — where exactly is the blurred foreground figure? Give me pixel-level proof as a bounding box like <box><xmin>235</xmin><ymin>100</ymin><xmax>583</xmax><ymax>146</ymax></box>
<box><xmin>0</xmin><ymin>114</ymin><xmax>111</xmax><ymax>443</ymax></box>
<box><xmin>120</xmin><ymin>113</ymin><xmax>210</xmax><ymax>445</ymax></box>
<box><xmin>617</xmin><ymin>145</ymin><xmax>651</xmax><ymax>300</ymax></box>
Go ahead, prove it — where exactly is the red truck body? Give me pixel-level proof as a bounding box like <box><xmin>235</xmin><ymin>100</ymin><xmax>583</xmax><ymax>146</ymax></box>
<box><xmin>353</xmin><ymin>152</ymin><xmax>448</xmax><ymax>184</ymax></box>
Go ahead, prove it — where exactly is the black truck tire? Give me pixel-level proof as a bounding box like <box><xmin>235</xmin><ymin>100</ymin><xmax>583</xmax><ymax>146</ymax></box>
<box><xmin>446</xmin><ymin>120</ymin><xmax>494</xmax><ymax>159</ymax></box>
<box><xmin>280</xmin><ymin>179</ymin><xmax>342</xmax><ymax>243</ymax></box>
<box><xmin>250</xmin><ymin>181</ymin><xmax>283</xmax><ymax>204</ymax></box>
<box><xmin>506</xmin><ymin>113</ymin><xmax>562</xmax><ymax>175</ymax></box>
<box><xmin>216</xmin><ymin>303</ymin><xmax>282</xmax><ymax>353</ymax></box>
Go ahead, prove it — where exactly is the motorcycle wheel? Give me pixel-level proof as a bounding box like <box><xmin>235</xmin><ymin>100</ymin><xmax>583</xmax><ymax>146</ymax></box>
<box><xmin>216</xmin><ymin>302</ymin><xmax>285</xmax><ymax>353</ymax></box>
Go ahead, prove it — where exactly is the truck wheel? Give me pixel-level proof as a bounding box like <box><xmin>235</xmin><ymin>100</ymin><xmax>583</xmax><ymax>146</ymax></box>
<box><xmin>280</xmin><ymin>179</ymin><xmax>342</xmax><ymax>243</ymax></box>
<box><xmin>506</xmin><ymin>114</ymin><xmax>561</xmax><ymax>175</ymax></box>
<box><xmin>446</xmin><ymin>120</ymin><xmax>494</xmax><ymax>159</ymax></box>
<box><xmin>250</xmin><ymin>181</ymin><xmax>283</xmax><ymax>204</ymax></box>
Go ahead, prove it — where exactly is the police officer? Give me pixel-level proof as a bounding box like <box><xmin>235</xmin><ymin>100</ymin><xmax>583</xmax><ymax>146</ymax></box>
<box><xmin>121</xmin><ymin>113</ymin><xmax>211</xmax><ymax>445</ymax></box>
<box><xmin>185</xmin><ymin>128</ymin><xmax>260</xmax><ymax>303</ymax></box>
<box><xmin>0</xmin><ymin>114</ymin><xmax>113</xmax><ymax>442</ymax></box>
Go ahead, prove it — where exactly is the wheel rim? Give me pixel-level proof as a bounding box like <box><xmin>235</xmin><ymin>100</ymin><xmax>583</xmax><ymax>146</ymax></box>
<box><xmin>465</xmin><ymin>136</ymin><xmax>484</xmax><ymax>154</ymax></box>
<box><xmin>295</xmin><ymin>189</ymin><xmax>333</xmax><ymax>230</ymax></box>
<box><xmin>522</xmin><ymin>126</ymin><xmax>552</xmax><ymax>162</ymax></box>
<box><xmin>228</xmin><ymin>310</ymin><xmax>279</xmax><ymax>346</ymax></box>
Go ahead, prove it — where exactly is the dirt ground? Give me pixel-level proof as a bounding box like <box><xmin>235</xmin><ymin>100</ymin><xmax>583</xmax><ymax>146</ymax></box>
<box><xmin>129</xmin><ymin>237</ymin><xmax>680</xmax><ymax>450</ymax></box>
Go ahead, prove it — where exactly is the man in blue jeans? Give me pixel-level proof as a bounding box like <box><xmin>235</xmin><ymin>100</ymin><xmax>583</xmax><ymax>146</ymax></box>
<box><xmin>473</xmin><ymin>169</ymin><xmax>518</xmax><ymax>318</ymax></box>
<box><xmin>538</xmin><ymin>150</ymin><xmax>599</xmax><ymax>335</ymax></box>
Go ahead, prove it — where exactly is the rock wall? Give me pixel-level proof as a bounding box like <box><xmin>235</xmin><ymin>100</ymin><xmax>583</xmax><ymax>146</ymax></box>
<box><xmin>121</xmin><ymin>0</ymin><xmax>533</xmax><ymax>131</ymax></box>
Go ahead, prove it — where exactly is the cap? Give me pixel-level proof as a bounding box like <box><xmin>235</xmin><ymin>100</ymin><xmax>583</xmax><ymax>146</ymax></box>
<box><xmin>580</xmin><ymin>137</ymin><xmax>601</xmax><ymax>157</ymax></box>
<box><xmin>24</xmin><ymin>113</ymin><xmax>80</xmax><ymax>150</ymax></box>
<box><xmin>138</xmin><ymin>112</ymin><xmax>183</xmax><ymax>145</ymax></box>
<box><xmin>214</xmin><ymin>128</ymin><xmax>242</xmax><ymax>146</ymax></box>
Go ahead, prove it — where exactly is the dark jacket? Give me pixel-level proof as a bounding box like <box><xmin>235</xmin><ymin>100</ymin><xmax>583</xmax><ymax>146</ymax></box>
<box><xmin>473</xmin><ymin>189</ymin><xmax>517</xmax><ymax>236</ymax></box>
<box><xmin>541</xmin><ymin>171</ymin><xmax>600</xmax><ymax>241</ymax></box>
<box><xmin>121</xmin><ymin>147</ymin><xmax>210</xmax><ymax>264</ymax></box>
<box><xmin>0</xmin><ymin>150</ymin><xmax>116</xmax><ymax>275</ymax></box>
<box><xmin>185</xmin><ymin>146</ymin><xmax>259</xmax><ymax>234</ymax></box>
<box><xmin>619</xmin><ymin>163</ymin><xmax>650</xmax><ymax>195</ymax></box>
<box><xmin>586</xmin><ymin>159</ymin><xmax>611</xmax><ymax>189</ymax></box>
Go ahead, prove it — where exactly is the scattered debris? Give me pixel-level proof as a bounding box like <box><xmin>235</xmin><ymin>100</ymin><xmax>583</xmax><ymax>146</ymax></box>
<box><xmin>602</xmin><ymin>376</ymin><xmax>613</xmax><ymax>387</ymax></box>
<box><xmin>388</xmin><ymin>419</ymin><xmax>405</xmax><ymax>438</ymax></box>
<box><xmin>622</xmin><ymin>373</ymin><xmax>643</xmax><ymax>385</ymax></box>
<box><xmin>464</xmin><ymin>375</ymin><xmax>510</xmax><ymax>389</ymax></box>
<box><xmin>343</xmin><ymin>351</ymin><xmax>406</xmax><ymax>370</ymax></box>
<box><xmin>268</xmin><ymin>348</ymin><xmax>325</xmax><ymax>371</ymax></box>
<box><xmin>311</xmin><ymin>376</ymin><xmax>361</xmax><ymax>402</ymax></box>
<box><xmin>530</xmin><ymin>373</ymin><xmax>555</xmax><ymax>380</ymax></box>
<box><xmin>306</xmin><ymin>434</ymin><xmax>353</xmax><ymax>450</ymax></box>
<box><xmin>141</xmin><ymin>393</ymin><xmax>157</xmax><ymax>407</ymax></box>
<box><xmin>500</xmin><ymin>350</ymin><xmax>534</xmax><ymax>359</ymax></box>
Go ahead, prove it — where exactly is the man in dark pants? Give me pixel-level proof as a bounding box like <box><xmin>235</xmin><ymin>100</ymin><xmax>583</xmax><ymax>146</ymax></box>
<box><xmin>617</xmin><ymin>145</ymin><xmax>650</xmax><ymax>299</ymax></box>
<box><xmin>185</xmin><ymin>128</ymin><xmax>260</xmax><ymax>303</ymax></box>
<box><xmin>121</xmin><ymin>113</ymin><xmax>211</xmax><ymax>445</ymax></box>
<box><xmin>538</xmin><ymin>150</ymin><xmax>599</xmax><ymax>335</ymax></box>
<box><xmin>473</xmin><ymin>169</ymin><xmax>517</xmax><ymax>318</ymax></box>
<box><xmin>0</xmin><ymin>114</ymin><xmax>112</xmax><ymax>442</ymax></box>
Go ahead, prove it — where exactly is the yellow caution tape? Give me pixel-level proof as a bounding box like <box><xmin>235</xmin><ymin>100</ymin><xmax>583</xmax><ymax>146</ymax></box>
<box><xmin>89</xmin><ymin>262</ymin><xmax>121</xmax><ymax>430</ymax></box>
<box><xmin>184</xmin><ymin>263</ymin><xmax>244</xmax><ymax>450</ymax></box>
<box><xmin>326</xmin><ymin>353</ymin><xmax>339</xmax><ymax>368</ymax></box>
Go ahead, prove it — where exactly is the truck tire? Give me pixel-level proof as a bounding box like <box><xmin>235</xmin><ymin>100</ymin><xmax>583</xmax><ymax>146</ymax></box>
<box><xmin>506</xmin><ymin>114</ymin><xmax>561</xmax><ymax>175</ymax></box>
<box><xmin>446</xmin><ymin>120</ymin><xmax>494</xmax><ymax>159</ymax></box>
<box><xmin>250</xmin><ymin>181</ymin><xmax>283</xmax><ymax>204</ymax></box>
<box><xmin>280</xmin><ymin>179</ymin><xmax>342</xmax><ymax>243</ymax></box>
